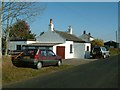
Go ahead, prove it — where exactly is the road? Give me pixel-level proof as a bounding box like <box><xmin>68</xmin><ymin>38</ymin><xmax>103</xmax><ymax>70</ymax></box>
<box><xmin>3</xmin><ymin>55</ymin><xmax>119</xmax><ymax>88</ymax></box>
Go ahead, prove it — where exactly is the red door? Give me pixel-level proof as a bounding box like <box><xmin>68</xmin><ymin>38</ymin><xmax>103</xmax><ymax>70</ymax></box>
<box><xmin>56</xmin><ymin>46</ymin><xmax>65</xmax><ymax>59</ymax></box>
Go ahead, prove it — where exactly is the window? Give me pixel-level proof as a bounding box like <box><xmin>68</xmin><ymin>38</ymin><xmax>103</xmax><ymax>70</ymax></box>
<box><xmin>41</xmin><ymin>50</ymin><xmax>47</xmax><ymax>56</ymax></box>
<box><xmin>47</xmin><ymin>50</ymin><xmax>56</xmax><ymax>56</ymax></box>
<box><xmin>87</xmin><ymin>46</ymin><xmax>89</xmax><ymax>51</ymax></box>
<box><xmin>70</xmin><ymin>44</ymin><xmax>73</xmax><ymax>53</ymax></box>
<box><xmin>16</xmin><ymin>45</ymin><xmax>21</xmax><ymax>50</ymax></box>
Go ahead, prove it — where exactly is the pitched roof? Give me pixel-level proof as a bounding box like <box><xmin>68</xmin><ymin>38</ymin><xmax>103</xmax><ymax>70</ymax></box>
<box><xmin>10</xmin><ymin>39</ymin><xmax>36</xmax><ymax>41</ymax></box>
<box><xmin>86</xmin><ymin>34</ymin><xmax>93</xmax><ymax>38</ymax></box>
<box><xmin>55</xmin><ymin>31</ymin><xmax>85</xmax><ymax>43</ymax></box>
<box><xmin>79</xmin><ymin>34</ymin><xmax>94</xmax><ymax>38</ymax></box>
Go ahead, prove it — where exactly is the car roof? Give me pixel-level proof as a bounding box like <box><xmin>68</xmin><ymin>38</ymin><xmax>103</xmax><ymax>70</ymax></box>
<box><xmin>93</xmin><ymin>46</ymin><xmax>106</xmax><ymax>48</ymax></box>
<box><xmin>23</xmin><ymin>49</ymin><xmax>52</xmax><ymax>51</ymax></box>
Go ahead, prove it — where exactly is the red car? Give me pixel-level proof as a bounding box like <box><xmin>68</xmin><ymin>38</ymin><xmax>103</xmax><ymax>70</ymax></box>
<box><xmin>12</xmin><ymin>49</ymin><xmax>62</xmax><ymax>69</ymax></box>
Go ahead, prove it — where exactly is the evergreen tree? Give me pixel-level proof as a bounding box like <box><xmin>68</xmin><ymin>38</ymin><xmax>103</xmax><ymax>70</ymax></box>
<box><xmin>9</xmin><ymin>20</ymin><xmax>36</xmax><ymax>39</ymax></box>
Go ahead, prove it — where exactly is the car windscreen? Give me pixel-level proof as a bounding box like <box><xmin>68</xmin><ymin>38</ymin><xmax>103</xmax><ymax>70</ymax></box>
<box><xmin>101</xmin><ymin>47</ymin><xmax>107</xmax><ymax>51</ymax></box>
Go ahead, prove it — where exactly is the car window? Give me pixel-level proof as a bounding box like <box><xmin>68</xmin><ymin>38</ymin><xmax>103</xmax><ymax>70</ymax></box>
<box><xmin>93</xmin><ymin>47</ymin><xmax>100</xmax><ymax>52</ymax></box>
<box><xmin>23</xmin><ymin>49</ymin><xmax>38</xmax><ymax>56</ymax></box>
<box><xmin>47</xmin><ymin>50</ymin><xmax>56</xmax><ymax>56</ymax></box>
<box><xmin>41</xmin><ymin>50</ymin><xmax>47</xmax><ymax>56</ymax></box>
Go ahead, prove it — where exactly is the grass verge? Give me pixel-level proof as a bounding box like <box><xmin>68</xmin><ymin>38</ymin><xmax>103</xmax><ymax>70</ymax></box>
<box><xmin>2</xmin><ymin>48</ymin><xmax>119</xmax><ymax>85</ymax></box>
<box><xmin>2</xmin><ymin>56</ymin><xmax>73</xmax><ymax>85</ymax></box>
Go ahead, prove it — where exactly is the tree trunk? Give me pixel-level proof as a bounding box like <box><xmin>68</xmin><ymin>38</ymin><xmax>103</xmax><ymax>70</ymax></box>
<box><xmin>0</xmin><ymin>0</ymin><xmax>4</xmax><ymax>57</ymax></box>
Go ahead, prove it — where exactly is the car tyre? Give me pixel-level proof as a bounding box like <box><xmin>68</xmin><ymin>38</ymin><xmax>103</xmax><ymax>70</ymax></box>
<box><xmin>57</xmin><ymin>60</ymin><xmax>62</xmax><ymax>66</ymax></box>
<box><xmin>36</xmin><ymin>62</ymin><xmax>42</xmax><ymax>69</ymax></box>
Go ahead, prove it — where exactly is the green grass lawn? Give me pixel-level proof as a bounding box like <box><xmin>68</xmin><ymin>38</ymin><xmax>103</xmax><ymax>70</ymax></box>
<box><xmin>2</xmin><ymin>56</ymin><xmax>73</xmax><ymax>85</ymax></box>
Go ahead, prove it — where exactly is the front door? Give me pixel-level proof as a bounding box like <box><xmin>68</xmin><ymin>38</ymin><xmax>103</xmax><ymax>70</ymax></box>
<box><xmin>56</xmin><ymin>46</ymin><xmax>65</xmax><ymax>59</ymax></box>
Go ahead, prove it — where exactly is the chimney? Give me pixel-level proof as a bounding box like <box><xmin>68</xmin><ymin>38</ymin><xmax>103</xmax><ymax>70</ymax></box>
<box><xmin>83</xmin><ymin>30</ymin><xmax>86</xmax><ymax>34</ymax></box>
<box><xmin>50</xmin><ymin>19</ymin><xmax>52</xmax><ymax>24</ymax></box>
<box><xmin>68</xmin><ymin>26</ymin><xmax>72</xmax><ymax>34</ymax></box>
<box><xmin>48</xmin><ymin>19</ymin><xmax>54</xmax><ymax>31</ymax></box>
<box><xmin>88</xmin><ymin>33</ymin><xmax>91</xmax><ymax>36</ymax></box>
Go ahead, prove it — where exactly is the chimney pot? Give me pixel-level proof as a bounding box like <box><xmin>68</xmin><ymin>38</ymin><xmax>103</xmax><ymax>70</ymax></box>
<box><xmin>68</xmin><ymin>25</ymin><xmax>72</xmax><ymax>34</ymax></box>
<box><xmin>88</xmin><ymin>33</ymin><xmax>91</xmax><ymax>36</ymax></box>
<box><xmin>48</xmin><ymin>18</ymin><xmax>54</xmax><ymax>31</ymax></box>
<box><xmin>50</xmin><ymin>19</ymin><xmax>52</xmax><ymax>24</ymax></box>
<box><xmin>83</xmin><ymin>30</ymin><xmax>86</xmax><ymax>34</ymax></box>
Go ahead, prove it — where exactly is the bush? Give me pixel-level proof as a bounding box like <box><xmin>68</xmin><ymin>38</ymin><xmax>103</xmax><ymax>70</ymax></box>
<box><xmin>109</xmin><ymin>48</ymin><xmax>120</xmax><ymax>56</ymax></box>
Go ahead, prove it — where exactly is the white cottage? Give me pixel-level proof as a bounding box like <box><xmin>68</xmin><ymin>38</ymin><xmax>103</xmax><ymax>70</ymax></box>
<box><xmin>8</xmin><ymin>19</ymin><xmax>91</xmax><ymax>59</ymax></box>
<box><xmin>36</xmin><ymin>19</ymin><xmax>91</xmax><ymax>59</ymax></box>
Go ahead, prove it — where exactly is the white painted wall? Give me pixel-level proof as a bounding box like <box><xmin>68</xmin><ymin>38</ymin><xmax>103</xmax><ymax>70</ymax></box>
<box><xmin>74</xmin><ymin>43</ymin><xmax>85</xmax><ymax>59</ymax></box>
<box><xmin>84</xmin><ymin>43</ymin><xmax>91</xmax><ymax>52</ymax></box>
<box><xmin>27</xmin><ymin>41</ymin><xmax>37</xmax><ymax>44</ymax></box>
<box><xmin>64</xmin><ymin>41</ymin><xmax>74</xmax><ymax>59</ymax></box>
<box><xmin>90</xmin><ymin>37</ymin><xmax>94</xmax><ymax>41</ymax></box>
<box><xmin>53</xmin><ymin>41</ymin><xmax>74</xmax><ymax>59</ymax></box>
<box><xmin>84</xmin><ymin>43</ymin><xmax>91</xmax><ymax>59</ymax></box>
<box><xmin>54</xmin><ymin>41</ymin><xmax>88</xmax><ymax>59</ymax></box>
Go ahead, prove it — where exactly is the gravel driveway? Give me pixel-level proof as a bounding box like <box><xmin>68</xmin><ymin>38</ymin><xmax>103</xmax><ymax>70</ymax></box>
<box><xmin>62</xmin><ymin>58</ymin><xmax>97</xmax><ymax>66</ymax></box>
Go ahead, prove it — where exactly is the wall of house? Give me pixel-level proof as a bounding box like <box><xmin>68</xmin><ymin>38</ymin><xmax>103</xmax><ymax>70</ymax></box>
<box><xmin>84</xmin><ymin>43</ymin><xmax>91</xmax><ymax>52</ymax></box>
<box><xmin>74</xmin><ymin>43</ymin><xmax>85</xmax><ymax>59</ymax></box>
<box><xmin>64</xmin><ymin>41</ymin><xmax>74</xmax><ymax>59</ymax></box>
<box><xmin>53</xmin><ymin>41</ymin><xmax>74</xmax><ymax>59</ymax></box>
<box><xmin>8</xmin><ymin>41</ymin><xmax>27</xmax><ymax>50</ymax></box>
<box><xmin>8</xmin><ymin>41</ymin><xmax>36</xmax><ymax>50</ymax></box>
<box><xmin>90</xmin><ymin>37</ymin><xmax>94</xmax><ymax>41</ymax></box>
<box><xmin>26</xmin><ymin>41</ymin><xmax>37</xmax><ymax>44</ymax></box>
<box><xmin>84</xmin><ymin>43</ymin><xmax>91</xmax><ymax>59</ymax></box>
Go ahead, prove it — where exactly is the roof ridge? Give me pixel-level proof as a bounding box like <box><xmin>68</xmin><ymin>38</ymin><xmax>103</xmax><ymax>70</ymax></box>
<box><xmin>54</xmin><ymin>30</ymin><xmax>85</xmax><ymax>43</ymax></box>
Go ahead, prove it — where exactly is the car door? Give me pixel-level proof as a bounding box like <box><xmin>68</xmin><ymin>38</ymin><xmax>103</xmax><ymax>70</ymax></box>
<box><xmin>39</xmin><ymin>50</ymin><xmax>48</xmax><ymax>66</ymax></box>
<box><xmin>46</xmin><ymin>50</ymin><xmax>58</xmax><ymax>65</ymax></box>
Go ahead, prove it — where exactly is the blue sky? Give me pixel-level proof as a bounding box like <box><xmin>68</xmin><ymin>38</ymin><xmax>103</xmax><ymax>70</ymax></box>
<box><xmin>30</xmin><ymin>2</ymin><xmax>118</xmax><ymax>42</ymax></box>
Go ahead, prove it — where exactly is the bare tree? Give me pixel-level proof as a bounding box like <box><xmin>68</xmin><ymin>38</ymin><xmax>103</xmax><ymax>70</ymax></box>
<box><xmin>1</xmin><ymin>1</ymin><xmax>46</xmax><ymax>55</ymax></box>
<box><xmin>0</xmin><ymin>0</ymin><xmax>4</xmax><ymax>57</ymax></box>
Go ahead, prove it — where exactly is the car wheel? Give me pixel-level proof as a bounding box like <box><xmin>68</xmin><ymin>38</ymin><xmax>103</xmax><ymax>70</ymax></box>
<box><xmin>57</xmin><ymin>60</ymin><xmax>62</xmax><ymax>66</ymax></box>
<box><xmin>36</xmin><ymin>62</ymin><xmax>42</xmax><ymax>69</ymax></box>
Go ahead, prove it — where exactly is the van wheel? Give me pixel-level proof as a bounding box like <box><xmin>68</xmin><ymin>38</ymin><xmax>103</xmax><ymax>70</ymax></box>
<box><xmin>36</xmin><ymin>62</ymin><xmax>42</xmax><ymax>69</ymax></box>
<box><xmin>103</xmin><ymin>54</ymin><xmax>106</xmax><ymax>59</ymax></box>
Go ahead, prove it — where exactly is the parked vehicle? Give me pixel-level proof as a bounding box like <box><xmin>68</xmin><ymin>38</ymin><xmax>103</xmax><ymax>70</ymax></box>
<box><xmin>12</xmin><ymin>49</ymin><xmax>62</xmax><ymax>69</ymax></box>
<box><xmin>91</xmin><ymin>46</ymin><xmax>110</xmax><ymax>59</ymax></box>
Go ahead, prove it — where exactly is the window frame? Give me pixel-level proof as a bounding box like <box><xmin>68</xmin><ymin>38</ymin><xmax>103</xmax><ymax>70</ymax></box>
<box><xmin>70</xmin><ymin>44</ymin><xmax>73</xmax><ymax>53</ymax></box>
<box><xmin>16</xmin><ymin>45</ymin><xmax>21</xmax><ymax>50</ymax></box>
